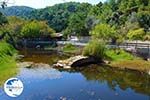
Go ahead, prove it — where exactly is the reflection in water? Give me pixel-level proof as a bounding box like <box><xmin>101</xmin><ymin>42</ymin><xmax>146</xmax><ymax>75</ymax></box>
<box><xmin>20</xmin><ymin>67</ymin><xmax>62</xmax><ymax>80</ymax></box>
<box><xmin>0</xmin><ymin>66</ymin><xmax>149</xmax><ymax>100</ymax></box>
<box><xmin>20</xmin><ymin>50</ymin><xmax>69</xmax><ymax>64</ymax></box>
<box><xmin>0</xmin><ymin>52</ymin><xmax>149</xmax><ymax>100</ymax></box>
<box><xmin>68</xmin><ymin>65</ymin><xmax>150</xmax><ymax>96</ymax></box>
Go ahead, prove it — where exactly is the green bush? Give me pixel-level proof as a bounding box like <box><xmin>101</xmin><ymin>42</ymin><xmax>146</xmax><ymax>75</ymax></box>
<box><xmin>82</xmin><ymin>39</ymin><xmax>106</xmax><ymax>60</ymax></box>
<box><xmin>21</xmin><ymin>20</ymin><xmax>55</xmax><ymax>38</ymax></box>
<box><xmin>127</xmin><ymin>28</ymin><xmax>145</xmax><ymax>40</ymax></box>
<box><xmin>91</xmin><ymin>23</ymin><xmax>116</xmax><ymax>40</ymax></box>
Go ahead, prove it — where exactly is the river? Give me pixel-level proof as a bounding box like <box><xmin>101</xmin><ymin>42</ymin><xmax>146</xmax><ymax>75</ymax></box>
<box><xmin>0</xmin><ymin>51</ymin><xmax>150</xmax><ymax>100</ymax></box>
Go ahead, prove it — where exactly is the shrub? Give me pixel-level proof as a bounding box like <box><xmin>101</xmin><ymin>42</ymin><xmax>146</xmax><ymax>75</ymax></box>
<box><xmin>82</xmin><ymin>39</ymin><xmax>106</xmax><ymax>60</ymax></box>
<box><xmin>21</xmin><ymin>20</ymin><xmax>55</xmax><ymax>38</ymax></box>
<box><xmin>127</xmin><ymin>28</ymin><xmax>145</xmax><ymax>40</ymax></box>
<box><xmin>91</xmin><ymin>23</ymin><xmax>116</xmax><ymax>40</ymax></box>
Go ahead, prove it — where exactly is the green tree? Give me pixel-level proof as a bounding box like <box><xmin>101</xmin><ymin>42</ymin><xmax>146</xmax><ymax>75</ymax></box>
<box><xmin>97</xmin><ymin>3</ymin><xmax>113</xmax><ymax>23</ymax></box>
<box><xmin>88</xmin><ymin>6</ymin><xmax>102</xmax><ymax>17</ymax></box>
<box><xmin>6</xmin><ymin>16</ymin><xmax>27</xmax><ymax>38</ymax></box>
<box><xmin>21</xmin><ymin>20</ymin><xmax>55</xmax><ymax>38</ymax></box>
<box><xmin>127</xmin><ymin>28</ymin><xmax>145</xmax><ymax>40</ymax></box>
<box><xmin>85</xmin><ymin>16</ymin><xmax>99</xmax><ymax>32</ymax></box>
<box><xmin>0</xmin><ymin>12</ymin><xmax>8</xmax><ymax>40</ymax></box>
<box><xmin>66</xmin><ymin>12</ymin><xmax>88</xmax><ymax>36</ymax></box>
<box><xmin>29</xmin><ymin>3</ymin><xmax>74</xmax><ymax>32</ymax></box>
<box><xmin>0</xmin><ymin>12</ymin><xmax>7</xmax><ymax>25</ymax></box>
<box><xmin>137</xmin><ymin>6</ymin><xmax>150</xmax><ymax>31</ymax></box>
<box><xmin>91</xmin><ymin>23</ymin><xmax>116</xmax><ymax>41</ymax></box>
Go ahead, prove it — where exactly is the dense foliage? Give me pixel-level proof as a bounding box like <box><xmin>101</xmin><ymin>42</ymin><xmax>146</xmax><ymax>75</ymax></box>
<box><xmin>0</xmin><ymin>0</ymin><xmax>150</xmax><ymax>41</ymax></box>
<box><xmin>29</xmin><ymin>2</ymin><xmax>91</xmax><ymax>33</ymax></box>
<box><xmin>127</xmin><ymin>28</ymin><xmax>145</xmax><ymax>40</ymax></box>
<box><xmin>0</xmin><ymin>14</ymin><xmax>55</xmax><ymax>39</ymax></box>
<box><xmin>28</xmin><ymin>0</ymin><xmax>150</xmax><ymax>40</ymax></box>
<box><xmin>0</xmin><ymin>6</ymin><xmax>34</xmax><ymax>18</ymax></box>
<box><xmin>0</xmin><ymin>12</ymin><xmax>7</xmax><ymax>25</ymax></box>
<box><xmin>21</xmin><ymin>20</ymin><xmax>55</xmax><ymax>38</ymax></box>
<box><xmin>91</xmin><ymin>23</ymin><xmax>116</xmax><ymax>41</ymax></box>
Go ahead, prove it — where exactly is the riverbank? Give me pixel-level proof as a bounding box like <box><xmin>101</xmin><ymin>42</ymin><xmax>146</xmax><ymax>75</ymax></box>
<box><xmin>0</xmin><ymin>42</ymin><xmax>18</xmax><ymax>85</ymax></box>
<box><xmin>105</xmin><ymin>49</ymin><xmax>150</xmax><ymax>74</ymax></box>
<box><xmin>58</xmin><ymin>46</ymin><xmax>150</xmax><ymax>74</ymax></box>
<box><xmin>110</xmin><ymin>60</ymin><xmax>150</xmax><ymax>74</ymax></box>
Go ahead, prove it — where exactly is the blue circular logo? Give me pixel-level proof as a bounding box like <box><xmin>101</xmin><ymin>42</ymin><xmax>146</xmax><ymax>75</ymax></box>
<box><xmin>4</xmin><ymin>78</ymin><xmax>24</xmax><ymax>97</ymax></box>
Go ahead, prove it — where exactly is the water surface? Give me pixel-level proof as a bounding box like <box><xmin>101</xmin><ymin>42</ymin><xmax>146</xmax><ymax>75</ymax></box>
<box><xmin>0</xmin><ymin>52</ymin><xmax>149</xmax><ymax>100</ymax></box>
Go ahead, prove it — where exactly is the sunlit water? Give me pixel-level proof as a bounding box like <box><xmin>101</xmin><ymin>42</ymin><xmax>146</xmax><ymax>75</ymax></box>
<box><xmin>0</xmin><ymin>51</ymin><xmax>150</xmax><ymax>100</ymax></box>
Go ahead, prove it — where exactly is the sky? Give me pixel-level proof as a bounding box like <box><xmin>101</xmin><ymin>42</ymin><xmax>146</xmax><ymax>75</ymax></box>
<box><xmin>3</xmin><ymin>0</ymin><xmax>106</xmax><ymax>9</ymax></box>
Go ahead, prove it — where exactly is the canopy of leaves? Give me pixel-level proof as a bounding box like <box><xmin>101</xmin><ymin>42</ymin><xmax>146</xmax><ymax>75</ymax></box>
<box><xmin>21</xmin><ymin>20</ymin><xmax>55</xmax><ymax>38</ymax></box>
<box><xmin>91</xmin><ymin>23</ymin><xmax>116</xmax><ymax>40</ymax></box>
<box><xmin>6</xmin><ymin>16</ymin><xmax>27</xmax><ymax>37</ymax></box>
<box><xmin>66</xmin><ymin>12</ymin><xmax>88</xmax><ymax>36</ymax></box>
<box><xmin>1</xmin><ymin>1</ymin><xmax>150</xmax><ymax>40</ymax></box>
<box><xmin>0</xmin><ymin>12</ymin><xmax>8</xmax><ymax>25</ymax></box>
<box><xmin>28</xmin><ymin>2</ymin><xmax>92</xmax><ymax>33</ymax></box>
<box><xmin>0</xmin><ymin>6</ymin><xmax>34</xmax><ymax>18</ymax></box>
<box><xmin>127</xmin><ymin>28</ymin><xmax>145</xmax><ymax>40</ymax></box>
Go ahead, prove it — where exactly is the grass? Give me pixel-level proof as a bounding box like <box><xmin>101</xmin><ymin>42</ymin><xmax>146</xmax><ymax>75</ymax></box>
<box><xmin>105</xmin><ymin>49</ymin><xmax>136</xmax><ymax>61</ymax></box>
<box><xmin>0</xmin><ymin>41</ymin><xmax>18</xmax><ymax>86</ymax></box>
<box><xmin>0</xmin><ymin>58</ymin><xmax>18</xmax><ymax>86</ymax></box>
<box><xmin>82</xmin><ymin>39</ymin><xmax>105</xmax><ymax>60</ymax></box>
<box><xmin>105</xmin><ymin>49</ymin><xmax>150</xmax><ymax>73</ymax></box>
<box><xmin>63</xmin><ymin>43</ymin><xmax>78</xmax><ymax>53</ymax></box>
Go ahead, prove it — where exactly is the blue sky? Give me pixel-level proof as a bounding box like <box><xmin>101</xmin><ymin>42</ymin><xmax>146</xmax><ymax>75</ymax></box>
<box><xmin>5</xmin><ymin>0</ymin><xmax>106</xmax><ymax>8</ymax></box>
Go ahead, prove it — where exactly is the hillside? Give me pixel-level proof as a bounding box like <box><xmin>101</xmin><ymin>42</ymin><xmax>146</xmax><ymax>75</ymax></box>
<box><xmin>0</xmin><ymin>1</ymin><xmax>150</xmax><ymax>40</ymax></box>
<box><xmin>28</xmin><ymin>2</ymin><xmax>92</xmax><ymax>32</ymax></box>
<box><xmin>0</xmin><ymin>6</ymin><xmax>34</xmax><ymax>18</ymax></box>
